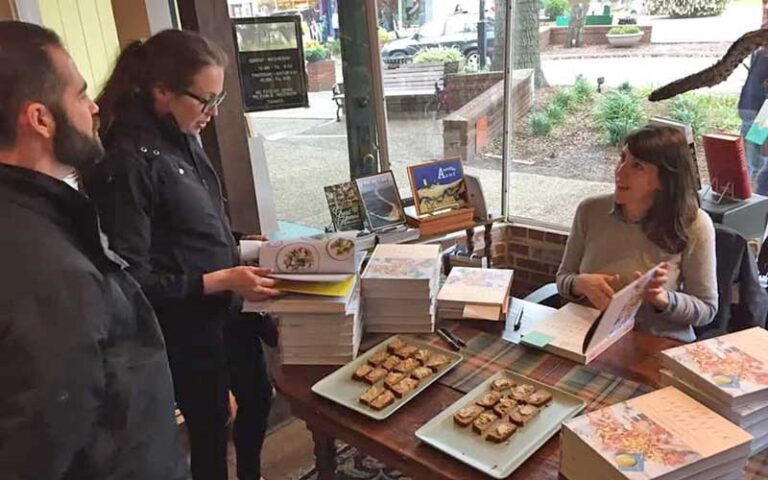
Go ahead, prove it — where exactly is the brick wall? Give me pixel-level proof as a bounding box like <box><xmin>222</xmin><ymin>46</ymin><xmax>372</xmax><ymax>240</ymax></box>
<box><xmin>549</xmin><ymin>25</ymin><xmax>652</xmax><ymax>46</ymax></box>
<box><xmin>444</xmin><ymin>71</ymin><xmax>504</xmax><ymax>112</ymax></box>
<box><xmin>461</xmin><ymin>223</ymin><xmax>569</xmax><ymax>297</ymax></box>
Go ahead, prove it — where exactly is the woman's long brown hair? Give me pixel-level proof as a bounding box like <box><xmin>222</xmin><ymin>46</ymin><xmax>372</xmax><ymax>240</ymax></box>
<box><xmin>97</xmin><ymin>29</ymin><xmax>227</xmax><ymax>137</ymax></box>
<box><xmin>624</xmin><ymin>125</ymin><xmax>700</xmax><ymax>254</ymax></box>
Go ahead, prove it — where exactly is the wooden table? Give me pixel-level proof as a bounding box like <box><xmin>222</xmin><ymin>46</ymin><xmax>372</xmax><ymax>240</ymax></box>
<box><xmin>274</xmin><ymin>329</ymin><xmax>680</xmax><ymax>480</ymax></box>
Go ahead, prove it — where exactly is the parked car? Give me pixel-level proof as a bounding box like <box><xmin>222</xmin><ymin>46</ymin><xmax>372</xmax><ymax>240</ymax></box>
<box><xmin>381</xmin><ymin>13</ymin><xmax>494</xmax><ymax>67</ymax></box>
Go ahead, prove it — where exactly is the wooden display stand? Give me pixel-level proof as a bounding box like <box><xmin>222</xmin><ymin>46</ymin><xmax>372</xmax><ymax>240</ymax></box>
<box><xmin>405</xmin><ymin>206</ymin><xmax>476</xmax><ymax>237</ymax></box>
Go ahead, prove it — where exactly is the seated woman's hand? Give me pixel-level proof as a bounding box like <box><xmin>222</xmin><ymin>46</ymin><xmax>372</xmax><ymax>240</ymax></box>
<box><xmin>634</xmin><ymin>262</ymin><xmax>670</xmax><ymax>312</ymax></box>
<box><xmin>572</xmin><ymin>273</ymin><xmax>619</xmax><ymax>311</ymax></box>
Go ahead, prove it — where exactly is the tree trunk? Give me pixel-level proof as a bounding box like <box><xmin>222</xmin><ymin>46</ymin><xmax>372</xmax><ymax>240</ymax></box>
<box><xmin>514</xmin><ymin>0</ymin><xmax>548</xmax><ymax>87</ymax></box>
<box><xmin>493</xmin><ymin>0</ymin><xmax>547</xmax><ymax>88</ymax></box>
<box><xmin>567</xmin><ymin>2</ymin><xmax>586</xmax><ymax>48</ymax></box>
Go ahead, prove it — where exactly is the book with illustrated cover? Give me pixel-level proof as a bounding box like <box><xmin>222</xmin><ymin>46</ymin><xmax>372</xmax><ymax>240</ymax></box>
<box><xmin>258</xmin><ymin>234</ymin><xmax>357</xmax><ymax>277</ymax></box>
<box><xmin>324</xmin><ymin>181</ymin><xmax>364</xmax><ymax>232</ymax></box>
<box><xmin>520</xmin><ymin>264</ymin><xmax>660</xmax><ymax>365</ymax></box>
<box><xmin>560</xmin><ymin>387</ymin><xmax>753</xmax><ymax>480</ymax></box>
<box><xmin>361</xmin><ymin>244</ymin><xmax>441</xmax><ymax>297</ymax></box>
<box><xmin>660</xmin><ymin>327</ymin><xmax>768</xmax><ymax>408</ymax></box>
<box><xmin>437</xmin><ymin>267</ymin><xmax>514</xmax><ymax>321</ymax></box>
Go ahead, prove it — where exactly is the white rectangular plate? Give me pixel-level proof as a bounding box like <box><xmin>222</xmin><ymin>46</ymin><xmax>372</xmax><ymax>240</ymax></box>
<box><xmin>311</xmin><ymin>335</ymin><xmax>462</xmax><ymax>420</ymax></box>
<box><xmin>415</xmin><ymin>370</ymin><xmax>586</xmax><ymax>479</ymax></box>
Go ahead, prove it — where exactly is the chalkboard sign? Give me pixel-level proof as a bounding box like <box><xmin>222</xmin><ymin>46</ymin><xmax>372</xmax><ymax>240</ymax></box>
<box><xmin>324</xmin><ymin>181</ymin><xmax>364</xmax><ymax>232</ymax></box>
<box><xmin>233</xmin><ymin>16</ymin><xmax>309</xmax><ymax>112</ymax></box>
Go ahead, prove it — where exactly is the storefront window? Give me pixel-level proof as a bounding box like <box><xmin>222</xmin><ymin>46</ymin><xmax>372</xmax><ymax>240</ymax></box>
<box><xmin>376</xmin><ymin>0</ymin><xmax>505</xmax><ymax>220</ymax></box>
<box><xmin>505</xmin><ymin>0</ymin><xmax>761</xmax><ymax>228</ymax></box>
<box><xmin>229</xmin><ymin>0</ymin><xmax>349</xmax><ymax>232</ymax></box>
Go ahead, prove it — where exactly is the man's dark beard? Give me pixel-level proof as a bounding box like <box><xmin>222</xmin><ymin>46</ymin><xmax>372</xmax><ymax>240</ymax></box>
<box><xmin>51</xmin><ymin>106</ymin><xmax>104</xmax><ymax>171</ymax></box>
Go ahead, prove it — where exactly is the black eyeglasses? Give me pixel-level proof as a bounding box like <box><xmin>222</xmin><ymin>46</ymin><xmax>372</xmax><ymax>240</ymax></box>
<box><xmin>182</xmin><ymin>90</ymin><xmax>227</xmax><ymax>113</ymax></box>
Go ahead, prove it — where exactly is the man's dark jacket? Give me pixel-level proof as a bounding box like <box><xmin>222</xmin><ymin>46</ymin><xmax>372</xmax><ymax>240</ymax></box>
<box><xmin>83</xmin><ymin>97</ymin><xmax>241</xmax><ymax>370</ymax></box>
<box><xmin>0</xmin><ymin>163</ymin><xmax>188</xmax><ymax>480</ymax></box>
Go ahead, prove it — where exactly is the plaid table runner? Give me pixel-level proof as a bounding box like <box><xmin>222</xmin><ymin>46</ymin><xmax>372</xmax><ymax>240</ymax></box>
<box><xmin>414</xmin><ymin>322</ymin><xmax>768</xmax><ymax>479</ymax></box>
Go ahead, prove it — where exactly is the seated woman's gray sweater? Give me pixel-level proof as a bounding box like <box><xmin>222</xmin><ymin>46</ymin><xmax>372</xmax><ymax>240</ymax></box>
<box><xmin>556</xmin><ymin>194</ymin><xmax>718</xmax><ymax>342</ymax></box>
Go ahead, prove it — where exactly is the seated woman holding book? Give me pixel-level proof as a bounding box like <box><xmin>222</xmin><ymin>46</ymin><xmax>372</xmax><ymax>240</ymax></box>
<box><xmin>556</xmin><ymin>125</ymin><xmax>717</xmax><ymax>342</ymax></box>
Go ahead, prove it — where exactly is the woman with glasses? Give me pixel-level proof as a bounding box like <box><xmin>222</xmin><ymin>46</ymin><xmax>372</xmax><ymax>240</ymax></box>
<box><xmin>83</xmin><ymin>30</ymin><xmax>279</xmax><ymax>480</ymax></box>
<box><xmin>556</xmin><ymin>125</ymin><xmax>717</xmax><ymax>342</ymax></box>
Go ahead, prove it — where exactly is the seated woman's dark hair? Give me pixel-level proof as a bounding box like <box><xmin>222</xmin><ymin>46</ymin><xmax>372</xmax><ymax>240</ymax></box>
<box><xmin>624</xmin><ymin>125</ymin><xmax>700</xmax><ymax>254</ymax></box>
<box><xmin>97</xmin><ymin>29</ymin><xmax>227</xmax><ymax>137</ymax></box>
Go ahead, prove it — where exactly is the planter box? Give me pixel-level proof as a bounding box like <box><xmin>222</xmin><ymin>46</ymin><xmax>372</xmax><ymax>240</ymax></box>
<box><xmin>550</xmin><ymin>25</ymin><xmax>652</xmax><ymax>46</ymax></box>
<box><xmin>307</xmin><ymin>59</ymin><xmax>336</xmax><ymax>92</ymax></box>
<box><xmin>606</xmin><ymin>32</ymin><xmax>643</xmax><ymax>48</ymax></box>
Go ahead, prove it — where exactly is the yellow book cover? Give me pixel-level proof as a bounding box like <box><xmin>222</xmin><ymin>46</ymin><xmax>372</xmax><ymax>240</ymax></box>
<box><xmin>274</xmin><ymin>276</ymin><xmax>356</xmax><ymax>297</ymax></box>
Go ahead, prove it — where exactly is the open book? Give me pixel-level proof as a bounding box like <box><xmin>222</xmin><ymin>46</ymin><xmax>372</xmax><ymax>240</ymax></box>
<box><xmin>520</xmin><ymin>264</ymin><xmax>661</xmax><ymax>364</ymax></box>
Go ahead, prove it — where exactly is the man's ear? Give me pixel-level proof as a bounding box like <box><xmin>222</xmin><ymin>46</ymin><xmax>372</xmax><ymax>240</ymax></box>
<box><xmin>21</xmin><ymin>102</ymin><xmax>56</xmax><ymax>140</ymax></box>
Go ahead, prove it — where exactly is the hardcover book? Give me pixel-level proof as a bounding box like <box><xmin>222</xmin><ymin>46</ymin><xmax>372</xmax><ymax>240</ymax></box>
<box><xmin>437</xmin><ymin>267</ymin><xmax>514</xmax><ymax>321</ymax></box>
<box><xmin>324</xmin><ymin>181</ymin><xmax>364</xmax><ymax>231</ymax></box>
<box><xmin>660</xmin><ymin>327</ymin><xmax>768</xmax><ymax>408</ymax></box>
<box><xmin>561</xmin><ymin>387</ymin><xmax>753</xmax><ymax>480</ymax></box>
<box><xmin>702</xmin><ymin>132</ymin><xmax>751</xmax><ymax>200</ymax></box>
<box><xmin>520</xmin><ymin>264</ymin><xmax>659</xmax><ymax>365</ymax></box>
<box><xmin>258</xmin><ymin>235</ymin><xmax>357</xmax><ymax>276</ymax></box>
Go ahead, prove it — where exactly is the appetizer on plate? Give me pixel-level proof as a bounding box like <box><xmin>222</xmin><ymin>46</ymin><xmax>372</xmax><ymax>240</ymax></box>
<box><xmin>453</xmin><ymin>405</ymin><xmax>485</xmax><ymax>427</ymax></box>
<box><xmin>486</xmin><ymin>421</ymin><xmax>517</xmax><ymax>443</ymax></box>
<box><xmin>352</xmin><ymin>364</ymin><xmax>373</xmax><ymax>381</ymax></box>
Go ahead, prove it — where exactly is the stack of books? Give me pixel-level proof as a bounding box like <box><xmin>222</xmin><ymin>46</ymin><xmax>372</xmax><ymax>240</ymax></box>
<box><xmin>561</xmin><ymin>387</ymin><xmax>753</xmax><ymax>480</ymax></box>
<box><xmin>659</xmin><ymin>327</ymin><xmax>768</xmax><ymax>455</ymax></box>
<box><xmin>243</xmin><ymin>277</ymin><xmax>362</xmax><ymax>365</ymax></box>
<box><xmin>436</xmin><ymin>267</ymin><xmax>513</xmax><ymax>321</ymax></box>
<box><xmin>361</xmin><ymin>244</ymin><xmax>442</xmax><ymax>333</ymax></box>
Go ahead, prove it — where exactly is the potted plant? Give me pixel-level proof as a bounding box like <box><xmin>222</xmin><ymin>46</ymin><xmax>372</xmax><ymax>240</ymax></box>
<box><xmin>605</xmin><ymin>25</ymin><xmax>643</xmax><ymax>48</ymax></box>
<box><xmin>305</xmin><ymin>40</ymin><xmax>336</xmax><ymax>92</ymax></box>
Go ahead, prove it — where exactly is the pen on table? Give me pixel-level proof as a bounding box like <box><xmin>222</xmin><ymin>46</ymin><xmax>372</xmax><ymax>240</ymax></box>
<box><xmin>513</xmin><ymin>306</ymin><xmax>525</xmax><ymax>331</ymax></box>
<box><xmin>436</xmin><ymin>329</ymin><xmax>461</xmax><ymax>351</ymax></box>
<box><xmin>439</xmin><ymin>327</ymin><xmax>466</xmax><ymax>348</ymax></box>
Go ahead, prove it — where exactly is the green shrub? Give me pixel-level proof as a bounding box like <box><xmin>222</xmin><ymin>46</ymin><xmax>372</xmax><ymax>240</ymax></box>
<box><xmin>617</xmin><ymin>81</ymin><xmax>634</xmax><ymax>93</ymax></box>
<box><xmin>545</xmin><ymin>103</ymin><xmax>566</xmax><ymax>124</ymax></box>
<box><xmin>530</xmin><ymin>112</ymin><xmax>553</xmax><ymax>136</ymax></box>
<box><xmin>304</xmin><ymin>40</ymin><xmax>329</xmax><ymax>62</ymax></box>
<box><xmin>544</xmin><ymin>0</ymin><xmax>569</xmax><ymax>20</ymax></box>
<box><xmin>413</xmin><ymin>47</ymin><xmax>464</xmax><ymax>64</ymax></box>
<box><xmin>604</xmin><ymin>119</ymin><xmax>639</xmax><ymax>146</ymax></box>
<box><xmin>646</xmin><ymin>0</ymin><xmax>728</xmax><ymax>17</ymax></box>
<box><xmin>607</xmin><ymin>25</ymin><xmax>641</xmax><ymax>35</ymax></box>
<box><xmin>668</xmin><ymin>96</ymin><xmax>703</xmax><ymax>135</ymax></box>
<box><xmin>552</xmin><ymin>89</ymin><xmax>577</xmax><ymax>112</ymax></box>
<box><xmin>572</xmin><ymin>75</ymin><xmax>593</xmax><ymax>103</ymax></box>
<box><xmin>594</xmin><ymin>91</ymin><xmax>645</xmax><ymax>145</ymax></box>
<box><xmin>685</xmin><ymin>94</ymin><xmax>741</xmax><ymax>132</ymax></box>
<box><xmin>378</xmin><ymin>27</ymin><xmax>395</xmax><ymax>44</ymax></box>
<box><xmin>326</xmin><ymin>39</ymin><xmax>341</xmax><ymax>56</ymax></box>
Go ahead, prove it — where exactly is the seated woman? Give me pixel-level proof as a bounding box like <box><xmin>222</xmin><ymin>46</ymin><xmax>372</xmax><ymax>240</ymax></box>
<box><xmin>556</xmin><ymin>125</ymin><xmax>717</xmax><ymax>342</ymax></box>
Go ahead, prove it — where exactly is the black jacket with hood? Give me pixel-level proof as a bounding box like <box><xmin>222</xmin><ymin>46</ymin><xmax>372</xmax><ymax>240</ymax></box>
<box><xmin>83</xmin><ymin>96</ymin><xmax>242</xmax><ymax>370</ymax></box>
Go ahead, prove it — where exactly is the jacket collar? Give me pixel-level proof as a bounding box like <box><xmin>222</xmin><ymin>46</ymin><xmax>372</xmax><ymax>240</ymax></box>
<box><xmin>107</xmin><ymin>94</ymin><xmax>190</xmax><ymax>151</ymax></box>
<box><xmin>0</xmin><ymin>163</ymin><xmax>122</xmax><ymax>268</ymax></box>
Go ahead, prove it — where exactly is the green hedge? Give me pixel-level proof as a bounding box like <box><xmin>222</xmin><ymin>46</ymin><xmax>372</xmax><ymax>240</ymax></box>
<box><xmin>646</xmin><ymin>0</ymin><xmax>729</xmax><ymax>17</ymax></box>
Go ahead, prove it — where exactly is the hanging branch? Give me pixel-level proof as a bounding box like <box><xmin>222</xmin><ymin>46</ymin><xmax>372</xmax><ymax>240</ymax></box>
<box><xmin>648</xmin><ymin>28</ymin><xmax>768</xmax><ymax>102</ymax></box>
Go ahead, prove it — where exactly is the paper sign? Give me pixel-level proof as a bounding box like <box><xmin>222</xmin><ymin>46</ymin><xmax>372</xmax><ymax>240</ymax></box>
<box><xmin>746</xmin><ymin>100</ymin><xmax>768</xmax><ymax>146</ymax></box>
<box><xmin>521</xmin><ymin>331</ymin><xmax>555</xmax><ymax>348</ymax></box>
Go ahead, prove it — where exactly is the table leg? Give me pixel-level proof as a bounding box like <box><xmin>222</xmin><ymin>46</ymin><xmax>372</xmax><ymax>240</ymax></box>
<box><xmin>484</xmin><ymin>224</ymin><xmax>493</xmax><ymax>268</ymax></box>
<box><xmin>311</xmin><ymin>428</ymin><xmax>336</xmax><ymax>480</ymax></box>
